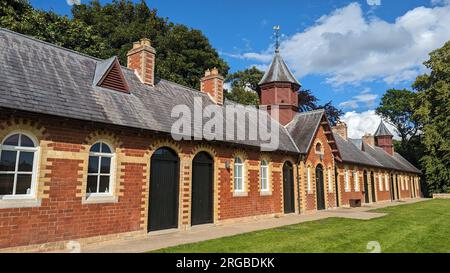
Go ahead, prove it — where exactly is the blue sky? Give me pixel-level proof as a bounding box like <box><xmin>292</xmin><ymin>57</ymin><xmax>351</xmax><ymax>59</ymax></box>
<box><xmin>30</xmin><ymin>0</ymin><xmax>450</xmax><ymax>137</ymax></box>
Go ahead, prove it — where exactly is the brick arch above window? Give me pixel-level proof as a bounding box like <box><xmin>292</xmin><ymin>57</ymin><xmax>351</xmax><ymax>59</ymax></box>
<box><xmin>0</xmin><ymin>118</ymin><xmax>47</xmax><ymax>144</ymax></box>
<box><xmin>84</xmin><ymin>131</ymin><xmax>122</xmax><ymax>150</ymax></box>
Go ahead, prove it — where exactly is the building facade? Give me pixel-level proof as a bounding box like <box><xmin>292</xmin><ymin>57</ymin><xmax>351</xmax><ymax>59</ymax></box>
<box><xmin>0</xmin><ymin>29</ymin><xmax>422</xmax><ymax>251</ymax></box>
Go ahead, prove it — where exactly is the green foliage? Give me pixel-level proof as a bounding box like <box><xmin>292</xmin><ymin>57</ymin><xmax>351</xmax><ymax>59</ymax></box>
<box><xmin>224</xmin><ymin>67</ymin><xmax>262</xmax><ymax>105</ymax></box>
<box><xmin>0</xmin><ymin>0</ymin><xmax>106</xmax><ymax>57</ymax></box>
<box><xmin>72</xmin><ymin>0</ymin><xmax>229</xmax><ymax>89</ymax></box>
<box><xmin>226</xmin><ymin>67</ymin><xmax>264</xmax><ymax>92</ymax></box>
<box><xmin>413</xmin><ymin>41</ymin><xmax>450</xmax><ymax>194</ymax></box>
<box><xmin>1</xmin><ymin>0</ymin><xmax>228</xmax><ymax>89</ymax></box>
<box><xmin>376</xmin><ymin>89</ymin><xmax>419</xmax><ymax>143</ymax></box>
<box><xmin>156</xmin><ymin>200</ymin><xmax>450</xmax><ymax>253</ymax></box>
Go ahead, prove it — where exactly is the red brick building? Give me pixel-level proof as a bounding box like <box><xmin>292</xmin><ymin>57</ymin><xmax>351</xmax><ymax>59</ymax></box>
<box><xmin>0</xmin><ymin>28</ymin><xmax>421</xmax><ymax>252</ymax></box>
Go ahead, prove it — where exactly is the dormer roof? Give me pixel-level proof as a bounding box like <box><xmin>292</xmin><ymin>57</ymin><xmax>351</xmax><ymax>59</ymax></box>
<box><xmin>93</xmin><ymin>56</ymin><xmax>129</xmax><ymax>93</ymax></box>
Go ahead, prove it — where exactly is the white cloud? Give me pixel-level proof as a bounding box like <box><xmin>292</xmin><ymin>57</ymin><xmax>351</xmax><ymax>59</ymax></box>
<box><xmin>341</xmin><ymin>110</ymin><xmax>399</xmax><ymax>139</ymax></box>
<box><xmin>235</xmin><ymin>3</ymin><xmax>450</xmax><ymax>86</ymax></box>
<box><xmin>431</xmin><ymin>0</ymin><xmax>450</xmax><ymax>6</ymax></box>
<box><xmin>367</xmin><ymin>0</ymin><xmax>381</xmax><ymax>6</ymax></box>
<box><xmin>339</xmin><ymin>88</ymin><xmax>378</xmax><ymax>109</ymax></box>
<box><xmin>66</xmin><ymin>0</ymin><xmax>81</xmax><ymax>5</ymax></box>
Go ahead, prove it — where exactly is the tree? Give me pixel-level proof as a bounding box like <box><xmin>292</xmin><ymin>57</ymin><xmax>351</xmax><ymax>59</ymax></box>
<box><xmin>413</xmin><ymin>41</ymin><xmax>450</xmax><ymax>194</ymax></box>
<box><xmin>224</xmin><ymin>67</ymin><xmax>262</xmax><ymax>105</ymax></box>
<box><xmin>376</xmin><ymin>89</ymin><xmax>419</xmax><ymax>144</ymax></box>
<box><xmin>0</xmin><ymin>0</ymin><xmax>106</xmax><ymax>57</ymax></box>
<box><xmin>319</xmin><ymin>101</ymin><xmax>343</xmax><ymax>126</ymax></box>
<box><xmin>72</xmin><ymin>0</ymin><xmax>229</xmax><ymax>89</ymax></box>
<box><xmin>297</xmin><ymin>90</ymin><xmax>343</xmax><ymax>126</ymax></box>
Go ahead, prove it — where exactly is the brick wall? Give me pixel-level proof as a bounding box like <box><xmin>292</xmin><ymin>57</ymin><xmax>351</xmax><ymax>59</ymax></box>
<box><xmin>302</xmin><ymin>124</ymin><xmax>336</xmax><ymax>212</ymax></box>
<box><xmin>0</xmin><ymin>110</ymin><xmax>294</xmax><ymax>249</ymax></box>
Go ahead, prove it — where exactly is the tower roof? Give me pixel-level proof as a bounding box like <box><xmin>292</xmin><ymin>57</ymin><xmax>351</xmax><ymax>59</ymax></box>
<box><xmin>258</xmin><ymin>51</ymin><xmax>301</xmax><ymax>86</ymax></box>
<box><xmin>374</xmin><ymin>121</ymin><xmax>393</xmax><ymax>136</ymax></box>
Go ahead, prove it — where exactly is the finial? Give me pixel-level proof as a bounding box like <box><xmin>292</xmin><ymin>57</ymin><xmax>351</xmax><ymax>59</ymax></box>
<box><xmin>273</xmin><ymin>25</ymin><xmax>280</xmax><ymax>53</ymax></box>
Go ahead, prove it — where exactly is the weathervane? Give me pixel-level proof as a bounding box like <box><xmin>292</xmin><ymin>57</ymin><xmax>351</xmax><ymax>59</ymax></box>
<box><xmin>273</xmin><ymin>25</ymin><xmax>281</xmax><ymax>53</ymax></box>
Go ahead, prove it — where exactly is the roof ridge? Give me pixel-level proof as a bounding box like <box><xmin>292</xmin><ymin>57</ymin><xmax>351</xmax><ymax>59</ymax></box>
<box><xmin>0</xmin><ymin>27</ymin><xmax>103</xmax><ymax>62</ymax></box>
<box><xmin>297</xmin><ymin>109</ymin><xmax>325</xmax><ymax>116</ymax></box>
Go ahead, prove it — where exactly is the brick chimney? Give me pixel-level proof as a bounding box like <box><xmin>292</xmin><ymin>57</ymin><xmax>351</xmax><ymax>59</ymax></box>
<box><xmin>362</xmin><ymin>133</ymin><xmax>375</xmax><ymax>147</ymax></box>
<box><xmin>127</xmin><ymin>38</ymin><xmax>156</xmax><ymax>86</ymax></box>
<box><xmin>332</xmin><ymin>122</ymin><xmax>348</xmax><ymax>140</ymax></box>
<box><xmin>200</xmin><ymin>68</ymin><xmax>224</xmax><ymax>105</ymax></box>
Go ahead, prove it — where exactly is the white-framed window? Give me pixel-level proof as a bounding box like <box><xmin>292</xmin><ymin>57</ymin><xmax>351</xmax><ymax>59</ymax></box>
<box><xmin>328</xmin><ymin>167</ymin><xmax>333</xmax><ymax>193</ymax></box>
<box><xmin>260</xmin><ymin>160</ymin><xmax>269</xmax><ymax>192</ymax></box>
<box><xmin>307</xmin><ymin>167</ymin><xmax>311</xmax><ymax>192</ymax></box>
<box><xmin>0</xmin><ymin>133</ymin><xmax>39</xmax><ymax>199</ymax></box>
<box><xmin>385</xmin><ymin>173</ymin><xmax>389</xmax><ymax>191</ymax></box>
<box><xmin>379</xmin><ymin>173</ymin><xmax>383</xmax><ymax>191</ymax></box>
<box><xmin>87</xmin><ymin>141</ymin><xmax>115</xmax><ymax>195</ymax></box>
<box><xmin>406</xmin><ymin>177</ymin><xmax>409</xmax><ymax>190</ymax></box>
<box><xmin>354</xmin><ymin>171</ymin><xmax>359</xmax><ymax>192</ymax></box>
<box><xmin>344</xmin><ymin>168</ymin><xmax>350</xmax><ymax>192</ymax></box>
<box><xmin>234</xmin><ymin>157</ymin><xmax>244</xmax><ymax>192</ymax></box>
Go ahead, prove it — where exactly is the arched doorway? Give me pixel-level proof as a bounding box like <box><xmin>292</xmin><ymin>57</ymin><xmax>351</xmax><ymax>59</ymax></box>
<box><xmin>390</xmin><ymin>174</ymin><xmax>396</xmax><ymax>200</ymax></box>
<box><xmin>363</xmin><ymin>170</ymin><xmax>370</xmax><ymax>204</ymax></box>
<box><xmin>370</xmin><ymin>171</ymin><xmax>377</xmax><ymax>202</ymax></box>
<box><xmin>316</xmin><ymin>164</ymin><xmax>325</xmax><ymax>210</ymax></box>
<box><xmin>191</xmin><ymin>152</ymin><xmax>214</xmax><ymax>226</ymax></box>
<box><xmin>283</xmin><ymin>162</ymin><xmax>295</xmax><ymax>214</ymax></box>
<box><xmin>395</xmin><ymin>175</ymin><xmax>400</xmax><ymax>200</ymax></box>
<box><xmin>148</xmin><ymin>147</ymin><xmax>180</xmax><ymax>232</ymax></box>
<box><xmin>410</xmin><ymin>177</ymin><xmax>414</xmax><ymax>198</ymax></box>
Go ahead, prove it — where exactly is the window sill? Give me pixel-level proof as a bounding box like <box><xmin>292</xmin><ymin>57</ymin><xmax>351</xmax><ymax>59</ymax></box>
<box><xmin>82</xmin><ymin>194</ymin><xmax>118</xmax><ymax>205</ymax></box>
<box><xmin>233</xmin><ymin>192</ymin><xmax>248</xmax><ymax>197</ymax></box>
<box><xmin>260</xmin><ymin>191</ymin><xmax>272</xmax><ymax>196</ymax></box>
<box><xmin>0</xmin><ymin>198</ymin><xmax>41</xmax><ymax>209</ymax></box>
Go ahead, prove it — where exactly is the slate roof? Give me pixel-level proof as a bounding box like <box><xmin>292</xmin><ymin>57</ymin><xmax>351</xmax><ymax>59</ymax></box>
<box><xmin>0</xmin><ymin>28</ymin><xmax>422</xmax><ymax>174</ymax></box>
<box><xmin>335</xmin><ymin>135</ymin><xmax>382</xmax><ymax>167</ymax></box>
<box><xmin>286</xmin><ymin>110</ymin><xmax>324</xmax><ymax>154</ymax></box>
<box><xmin>258</xmin><ymin>51</ymin><xmax>301</xmax><ymax>86</ymax></box>
<box><xmin>362</xmin><ymin>142</ymin><xmax>422</xmax><ymax>174</ymax></box>
<box><xmin>393</xmin><ymin>153</ymin><xmax>422</xmax><ymax>174</ymax></box>
<box><xmin>374</xmin><ymin>121</ymin><xmax>393</xmax><ymax>136</ymax></box>
<box><xmin>0</xmin><ymin>28</ymin><xmax>298</xmax><ymax>153</ymax></box>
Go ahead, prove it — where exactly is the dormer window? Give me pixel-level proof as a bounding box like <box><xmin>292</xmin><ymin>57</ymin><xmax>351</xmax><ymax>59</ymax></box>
<box><xmin>93</xmin><ymin>56</ymin><xmax>129</xmax><ymax>93</ymax></box>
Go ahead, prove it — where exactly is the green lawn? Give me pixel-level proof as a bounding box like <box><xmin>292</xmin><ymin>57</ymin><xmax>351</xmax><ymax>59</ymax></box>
<box><xmin>155</xmin><ymin>199</ymin><xmax>450</xmax><ymax>253</ymax></box>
